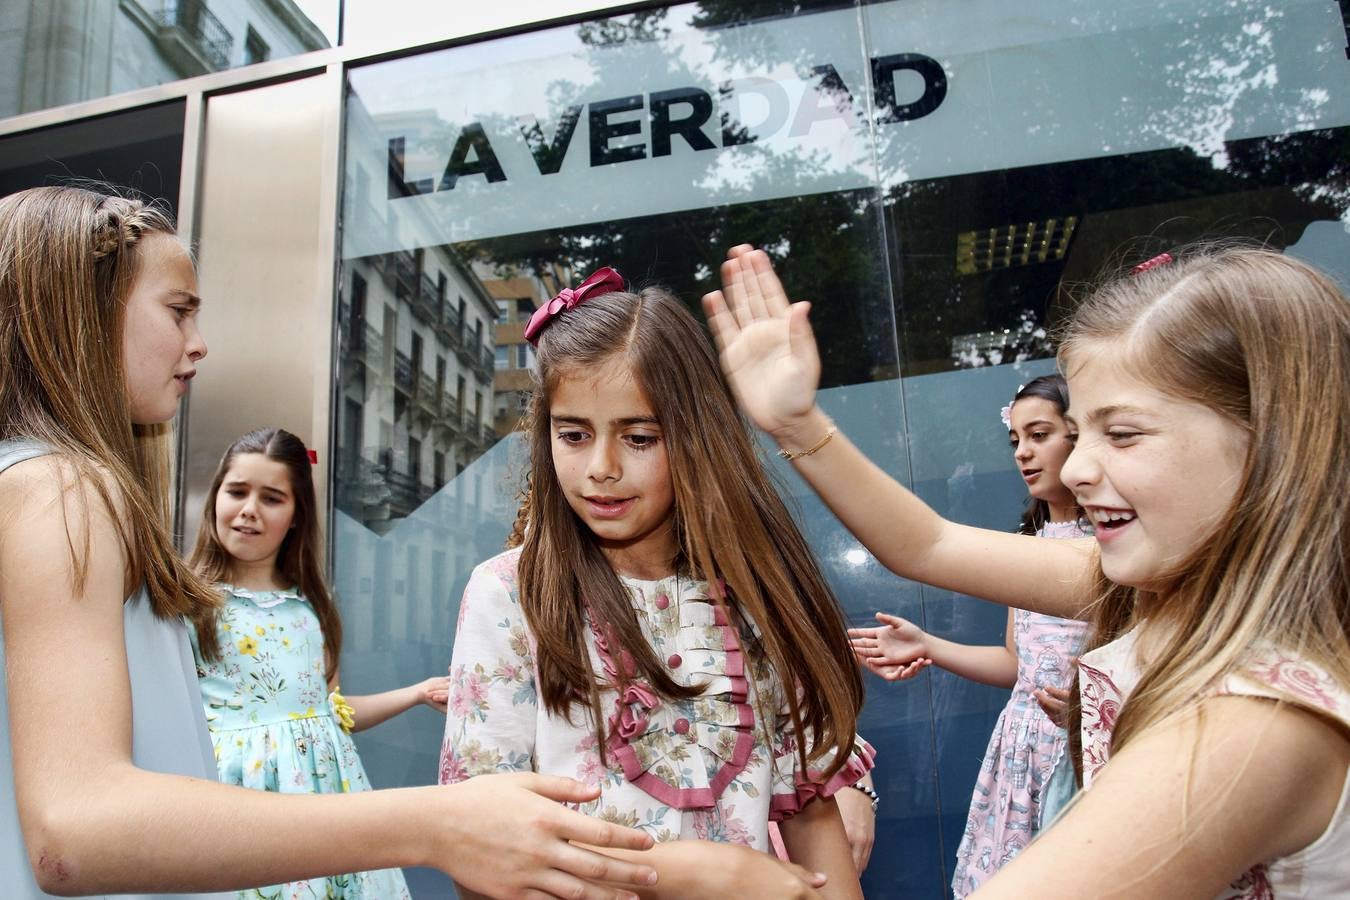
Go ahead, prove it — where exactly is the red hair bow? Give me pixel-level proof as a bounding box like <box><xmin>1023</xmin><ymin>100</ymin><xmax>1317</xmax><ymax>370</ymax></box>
<box><xmin>306</xmin><ymin>449</ymin><xmax>318</xmax><ymax>465</ymax></box>
<box><xmin>523</xmin><ymin>267</ymin><xmax>624</xmax><ymax>345</ymax></box>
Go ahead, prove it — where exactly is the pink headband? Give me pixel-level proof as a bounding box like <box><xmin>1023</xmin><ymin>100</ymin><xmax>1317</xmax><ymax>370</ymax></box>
<box><xmin>523</xmin><ymin>267</ymin><xmax>624</xmax><ymax>345</ymax></box>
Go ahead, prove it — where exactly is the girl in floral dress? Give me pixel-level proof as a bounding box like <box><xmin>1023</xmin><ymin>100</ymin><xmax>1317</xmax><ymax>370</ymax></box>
<box><xmin>847</xmin><ymin>375</ymin><xmax>1088</xmax><ymax>896</ymax></box>
<box><xmin>189</xmin><ymin>428</ymin><xmax>449</xmax><ymax>899</ymax></box>
<box><xmin>440</xmin><ymin>270</ymin><xmax>873</xmax><ymax>899</ymax></box>
<box><xmin>708</xmin><ymin>244</ymin><xmax>1350</xmax><ymax>898</ymax></box>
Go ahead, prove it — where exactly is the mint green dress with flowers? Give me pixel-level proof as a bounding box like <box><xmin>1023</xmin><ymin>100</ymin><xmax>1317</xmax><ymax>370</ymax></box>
<box><xmin>190</xmin><ymin>585</ymin><xmax>410</xmax><ymax>899</ymax></box>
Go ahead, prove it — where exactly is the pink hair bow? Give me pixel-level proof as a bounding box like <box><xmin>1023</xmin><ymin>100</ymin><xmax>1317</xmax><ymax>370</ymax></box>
<box><xmin>523</xmin><ymin>266</ymin><xmax>624</xmax><ymax>345</ymax></box>
<box><xmin>1132</xmin><ymin>252</ymin><xmax>1173</xmax><ymax>275</ymax></box>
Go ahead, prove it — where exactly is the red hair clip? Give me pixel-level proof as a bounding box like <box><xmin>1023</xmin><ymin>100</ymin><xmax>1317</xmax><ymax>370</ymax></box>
<box><xmin>306</xmin><ymin>449</ymin><xmax>318</xmax><ymax>465</ymax></box>
<box><xmin>1132</xmin><ymin>252</ymin><xmax>1173</xmax><ymax>275</ymax></box>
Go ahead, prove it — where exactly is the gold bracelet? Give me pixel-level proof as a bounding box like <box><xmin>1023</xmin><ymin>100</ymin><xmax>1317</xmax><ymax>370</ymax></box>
<box><xmin>777</xmin><ymin>425</ymin><xmax>837</xmax><ymax>461</ymax></box>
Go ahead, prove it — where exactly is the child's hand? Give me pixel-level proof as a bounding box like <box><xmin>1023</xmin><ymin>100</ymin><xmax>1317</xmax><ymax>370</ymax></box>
<box><xmin>835</xmin><ymin>781</ymin><xmax>876</xmax><ymax>874</ymax></box>
<box><xmin>442</xmin><ymin>773</ymin><xmax>657</xmax><ymax>899</ymax></box>
<box><xmin>1034</xmin><ymin>685</ymin><xmax>1071</xmax><ymax>727</ymax></box>
<box><xmin>849</xmin><ymin>613</ymin><xmax>933</xmax><ymax>681</ymax></box>
<box><xmin>412</xmin><ymin>674</ymin><xmax>450</xmax><ymax>713</ymax></box>
<box><xmin>702</xmin><ymin>246</ymin><xmax>822</xmax><ymax>438</ymax></box>
<box><xmin>640</xmin><ymin>840</ymin><xmax>827</xmax><ymax>898</ymax></box>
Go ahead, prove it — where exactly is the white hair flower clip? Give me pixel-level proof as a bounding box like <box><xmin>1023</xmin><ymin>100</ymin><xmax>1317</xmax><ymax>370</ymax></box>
<box><xmin>999</xmin><ymin>384</ymin><xmax>1025</xmax><ymax>429</ymax></box>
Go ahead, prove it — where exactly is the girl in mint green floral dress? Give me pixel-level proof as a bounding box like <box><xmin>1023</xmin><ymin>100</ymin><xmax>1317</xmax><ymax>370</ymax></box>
<box><xmin>189</xmin><ymin>428</ymin><xmax>448</xmax><ymax>900</ymax></box>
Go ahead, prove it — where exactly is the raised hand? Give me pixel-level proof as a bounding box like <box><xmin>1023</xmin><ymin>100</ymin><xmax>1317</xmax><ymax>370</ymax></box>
<box><xmin>848</xmin><ymin>613</ymin><xmax>933</xmax><ymax>681</ymax></box>
<box><xmin>444</xmin><ymin>773</ymin><xmax>657</xmax><ymax>900</ymax></box>
<box><xmin>701</xmin><ymin>246</ymin><xmax>822</xmax><ymax>437</ymax></box>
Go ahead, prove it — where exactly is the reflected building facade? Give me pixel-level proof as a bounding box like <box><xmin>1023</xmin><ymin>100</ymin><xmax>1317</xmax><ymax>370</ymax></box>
<box><xmin>0</xmin><ymin>0</ymin><xmax>329</xmax><ymax>118</ymax></box>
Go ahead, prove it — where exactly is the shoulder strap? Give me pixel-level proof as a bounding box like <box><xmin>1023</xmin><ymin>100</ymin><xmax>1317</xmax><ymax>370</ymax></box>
<box><xmin>0</xmin><ymin>439</ymin><xmax>50</xmax><ymax>476</ymax></box>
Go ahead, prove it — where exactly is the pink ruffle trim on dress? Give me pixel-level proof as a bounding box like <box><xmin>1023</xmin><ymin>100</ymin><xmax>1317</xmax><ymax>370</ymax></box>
<box><xmin>589</xmin><ymin>601</ymin><xmax>757</xmax><ymax>810</ymax></box>
<box><xmin>768</xmin><ymin>737</ymin><xmax>877</xmax><ymax>822</ymax></box>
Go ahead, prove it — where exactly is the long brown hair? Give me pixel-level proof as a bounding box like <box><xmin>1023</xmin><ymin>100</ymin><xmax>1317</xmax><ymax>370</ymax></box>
<box><xmin>519</xmin><ymin>285</ymin><xmax>862</xmax><ymax>776</ymax></box>
<box><xmin>189</xmin><ymin>428</ymin><xmax>341</xmax><ymax>681</ymax></box>
<box><xmin>1061</xmin><ymin>245</ymin><xmax>1350</xmax><ymax>758</ymax></box>
<box><xmin>0</xmin><ymin>185</ymin><xmax>217</xmax><ymax>619</ymax></box>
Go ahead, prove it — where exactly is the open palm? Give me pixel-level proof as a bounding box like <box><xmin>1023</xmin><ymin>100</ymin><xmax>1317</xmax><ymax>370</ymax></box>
<box><xmin>701</xmin><ymin>247</ymin><xmax>821</xmax><ymax>435</ymax></box>
<box><xmin>849</xmin><ymin>613</ymin><xmax>933</xmax><ymax>681</ymax></box>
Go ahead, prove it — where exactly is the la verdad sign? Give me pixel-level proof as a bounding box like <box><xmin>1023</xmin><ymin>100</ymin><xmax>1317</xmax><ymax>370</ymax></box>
<box><xmin>387</xmin><ymin>54</ymin><xmax>946</xmax><ymax>197</ymax></box>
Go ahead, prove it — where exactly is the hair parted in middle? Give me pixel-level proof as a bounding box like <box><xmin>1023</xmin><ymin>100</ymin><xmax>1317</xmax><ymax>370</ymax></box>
<box><xmin>189</xmin><ymin>427</ymin><xmax>341</xmax><ymax>682</ymax></box>
<box><xmin>1007</xmin><ymin>374</ymin><xmax>1078</xmax><ymax>536</ymax></box>
<box><xmin>515</xmin><ymin>283</ymin><xmax>863</xmax><ymax>777</ymax></box>
<box><xmin>1058</xmin><ymin>244</ymin><xmax>1350</xmax><ymax>763</ymax></box>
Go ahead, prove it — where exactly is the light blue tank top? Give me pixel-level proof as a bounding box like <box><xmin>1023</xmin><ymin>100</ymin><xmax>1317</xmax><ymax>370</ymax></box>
<box><xmin>0</xmin><ymin>440</ymin><xmax>227</xmax><ymax>899</ymax></box>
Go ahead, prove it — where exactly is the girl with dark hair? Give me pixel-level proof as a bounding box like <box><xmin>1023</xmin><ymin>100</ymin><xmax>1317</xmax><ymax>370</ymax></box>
<box><xmin>847</xmin><ymin>374</ymin><xmax>1087</xmax><ymax>896</ymax></box>
<box><xmin>440</xmin><ymin>269</ymin><xmax>870</xmax><ymax>899</ymax></box>
<box><xmin>188</xmin><ymin>427</ymin><xmax>449</xmax><ymax>899</ymax></box>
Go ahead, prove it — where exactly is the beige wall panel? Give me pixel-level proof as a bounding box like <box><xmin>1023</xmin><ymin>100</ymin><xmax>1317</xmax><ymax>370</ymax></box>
<box><xmin>183</xmin><ymin>73</ymin><xmax>338</xmax><ymax>549</ymax></box>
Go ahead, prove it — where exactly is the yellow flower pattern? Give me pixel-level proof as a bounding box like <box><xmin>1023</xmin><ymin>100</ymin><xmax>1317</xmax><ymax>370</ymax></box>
<box><xmin>190</xmin><ymin>584</ymin><xmax>409</xmax><ymax>898</ymax></box>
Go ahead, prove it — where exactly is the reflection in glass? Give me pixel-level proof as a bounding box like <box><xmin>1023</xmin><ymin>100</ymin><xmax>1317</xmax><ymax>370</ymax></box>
<box><xmin>0</xmin><ymin>0</ymin><xmax>335</xmax><ymax>118</ymax></box>
<box><xmin>334</xmin><ymin>2</ymin><xmax>1350</xmax><ymax>896</ymax></box>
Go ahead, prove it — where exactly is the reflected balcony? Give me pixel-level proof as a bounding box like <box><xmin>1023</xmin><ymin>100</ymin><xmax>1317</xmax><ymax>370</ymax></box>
<box><xmin>155</xmin><ymin>0</ymin><xmax>234</xmax><ymax>73</ymax></box>
<box><xmin>393</xmin><ymin>350</ymin><xmax>413</xmax><ymax>395</ymax></box>
<box><xmin>414</xmin><ymin>373</ymin><xmax>439</xmax><ymax>424</ymax></box>
<box><xmin>436</xmin><ymin>393</ymin><xmax>463</xmax><ymax>440</ymax></box>
<box><xmin>437</xmin><ymin>305</ymin><xmax>463</xmax><ymax>349</ymax></box>
<box><xmin>413</xmin><ymin>274</ymin><xmax>440</xmax><ymax>326</ymax></box>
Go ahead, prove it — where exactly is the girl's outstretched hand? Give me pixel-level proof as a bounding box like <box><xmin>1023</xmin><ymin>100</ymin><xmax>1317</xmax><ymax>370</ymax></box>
<box><xmin>848</xmin><ymin>613</ymin><xmax>933</xmax><ymax>681</ymax></box>
<box><xmin>444</xmin><ymin>773</ymin><xmax>657</xmax><ymax>899</ymax></box>
<box><xmin>413</xmin><ymin>674</ymin><xmax>450</xmax><ymax>712</ymax></box>
<box><xmin>701</xmin><ymin>246</ymin><xmax>822</xmax><ymax>437</ymax></box>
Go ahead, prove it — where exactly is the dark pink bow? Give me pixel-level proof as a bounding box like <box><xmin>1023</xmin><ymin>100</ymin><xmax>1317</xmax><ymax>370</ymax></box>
<box><xmin>523</xmin><ymin>266</ymin><xmax>624</xmax><ymax>345</ymax></box>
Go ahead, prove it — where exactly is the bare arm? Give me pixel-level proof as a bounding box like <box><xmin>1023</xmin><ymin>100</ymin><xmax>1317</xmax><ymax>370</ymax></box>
<box><xmin>779</xmin><ymin>797</ymin><xmax>864</xmax><ymax>900</ymax></box>
<box><xmin>702</xmin><ymin>248</ymin><xmax>1097</xmax><ymax>619</ymax></box>
<box><xmin>834</xmin><ymin>773</ymin><xmax>876</xmax><ymax>874</ymax></box>
<box><xmin>974</xmin><ymin>696</ymin><xmax>1350</xmax><ymax>898</ymax></box>
<box><xmin>0</xmin><ymin>459</ymin><xmax>655</xmax><ymax>898</ymax></box>
<box><xmin>333</xmin><ymin>673</ymin><xmax>448</xmax><ymax>733</ymax></box>
<box><xmin>850</xmin><ymin>611</ymin><xmax>1019</xmax><ymax>688</ymax></box>
<box><xmin>558</xmin><ymin>840</ymin><xmax>828</xmax><ymax>900</ymax></box>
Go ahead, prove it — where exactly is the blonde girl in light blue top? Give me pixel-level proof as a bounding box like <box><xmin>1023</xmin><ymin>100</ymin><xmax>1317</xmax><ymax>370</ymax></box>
<box><xmin>0</xmin><ymin>184</ymin><xmax>662</xmax><ymax>899</ymax></box>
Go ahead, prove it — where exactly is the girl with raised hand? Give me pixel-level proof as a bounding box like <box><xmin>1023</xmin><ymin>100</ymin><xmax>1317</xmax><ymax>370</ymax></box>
<box><xmin>0</xmin><ymin>185</ymin><xmax>657</xmax><ymax>900</ymax></box>
<box><xmin>704</xmin><ymin>245</ymin><xmax>1350</xmax><ymax>898</ymax></box>
<box><xmin>848</xmin><ymin>375</ymin><xmax>1088</xmax><ymax>895</ymax></box>
<box><xmin>188</xmin><ymin>427</ymin><xmax>452</xmax><ymax>899</ymax></box>
<box><xmin>439</xmin><ymin>268</ymin><xmax>872</xmax><ymax>899</ymax></box>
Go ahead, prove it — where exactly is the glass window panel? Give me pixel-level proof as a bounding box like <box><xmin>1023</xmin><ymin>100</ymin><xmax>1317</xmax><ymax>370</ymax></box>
<box><xmin>0</xmin><ymin>0</ymin><xmax>337</xmax><ymax>118</ymax></box>
<box><xmin>0</xmin><ymin>101</ymin><xmax>185</xmax><ymax>208</ymax></box>
<box><xmin>333</xmin><ymin>0</ymin><xmax>1350</xmax><ymax>896</ymax></box>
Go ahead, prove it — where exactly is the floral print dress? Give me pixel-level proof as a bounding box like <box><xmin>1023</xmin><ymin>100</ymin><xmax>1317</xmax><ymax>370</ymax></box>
<box><xmin>1079</xmin><ymin>629</ymin><xmax>1350</xmax><ymax>898</ymax></box>
<box><xmin>951</xmin><ymin>520</ymin><xmax>1090</xmax><ymax>898</ymax></box>
<box><xmin>191</xmin><ymin>585</ymin><xmax>410</xmax><ymax>900</ymax></box>
<box><xmin>439</xmin><ymin>548</ymin><xmax>874</xmax><ymax>850</ymax></box>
